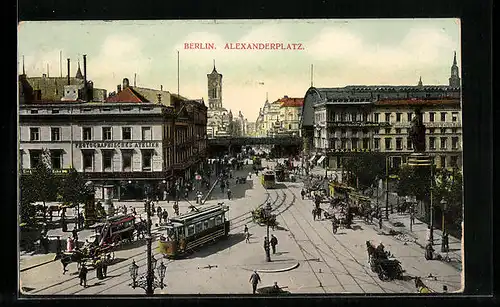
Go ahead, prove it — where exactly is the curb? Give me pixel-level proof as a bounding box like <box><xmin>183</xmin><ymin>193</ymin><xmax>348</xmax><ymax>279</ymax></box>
<box><xmin>246</xmin><ymin>262</ymin><xmax>300</xmax><ymax>273</ymax></box>
<box><xmin>20</xmin><ymin>257</ymin><xmax>56</xmax><ymax>272</ymax></box>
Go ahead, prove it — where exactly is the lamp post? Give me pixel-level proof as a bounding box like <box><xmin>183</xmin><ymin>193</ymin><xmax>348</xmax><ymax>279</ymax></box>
<box><xmin>385</xmin><ymin>156</ymin><xmax>389</xmax><ymax>220</ymax></box>
<box><xmin>440</xmin><ymin>198</ymin><xmax>448</xmax><ymax>252</ymax></box>
<box><xmin>264</xmin><ymin>202</ymin><xmax>272</xmax><ymax>262</ymax></box>
<box><xmin>128</xmin><ymin>190</ymin><xmax>168</xmax><ymax>295</ymax></box>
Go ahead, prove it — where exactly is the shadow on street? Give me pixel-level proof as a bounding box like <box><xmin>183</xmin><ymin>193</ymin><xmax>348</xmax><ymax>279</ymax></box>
<box><xmin>181</xmin><ymin>233</ymin><xmax>246</xmax><ymax>259</ymax></box>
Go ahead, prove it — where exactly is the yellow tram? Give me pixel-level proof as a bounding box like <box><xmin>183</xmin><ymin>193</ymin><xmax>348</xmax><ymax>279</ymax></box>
<box><xmin>158</xmin><ymin>204</ymin><xmax>229</xmax><ymax>259</ymax></box>
<box><xmin>261</xmin><ymin>170</ymin><xmax>277</xmax><ymax>189</ymax></box>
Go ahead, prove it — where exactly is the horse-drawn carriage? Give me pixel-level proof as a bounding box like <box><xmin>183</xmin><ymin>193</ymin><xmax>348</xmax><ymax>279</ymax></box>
<box><xmin>235</xmin><ymin>177</ymin><xmax>247</xmax><ymax>184</ymax></box>
<box><xmin>366</xmin><ymin>241</ymin><xmax>404</xmax><ymax>281</ymax></box>
<box><xmin>59</xmin><ymin>243</ymin><xmax>116</xmax><ymax>274</ymax></box>
<box><xmin>251</xmin><ymin>207</ymin><xmax>277</xmax><ymax>227</ymax></box>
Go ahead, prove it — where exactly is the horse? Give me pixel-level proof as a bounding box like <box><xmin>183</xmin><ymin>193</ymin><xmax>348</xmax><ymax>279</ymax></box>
<box><xmin>366</xmin><ymin>241</ymin><xmax>376</xmax><ymax>263</ymax></box>
<box><xmin>134</xmin><ymin>220</ymin><xmax>147</xmax><ymax>240</ymax></box>
<box><xmin>312</xmin><ymin>207</ymin><xmax>322</xmax><ymax>220</ymax></box>
<box><xmin>60</xmin><ymin>250</ymin><xmax>88</xmax><ymax>274</ymax></box>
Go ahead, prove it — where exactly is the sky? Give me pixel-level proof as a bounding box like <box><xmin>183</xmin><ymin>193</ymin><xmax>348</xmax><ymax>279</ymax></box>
<box><xmin>18</xmin><ymin>19</ymin><xmax>461</xmax><ymax>121</ymax></box>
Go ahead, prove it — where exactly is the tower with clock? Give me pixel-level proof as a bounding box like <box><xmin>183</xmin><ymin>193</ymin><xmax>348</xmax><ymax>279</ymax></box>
<box><xmin>207</xmin><ymin>60</ymin><xmax>223</xmax><ymax>109</ymax></box>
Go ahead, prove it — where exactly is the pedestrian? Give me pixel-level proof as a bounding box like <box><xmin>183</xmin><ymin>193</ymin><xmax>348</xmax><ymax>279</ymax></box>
<box><xmin>443</xmin><ymin>232</ymin><xmax>449</xmax><ymax>252</ymax></box>
<box><xmin>66</xmin><ymin>236</ymin><xmax>74</xmax><ymax>252</ymax></box>
<box><xmin>227</xmin><ymin>189</ymin><xmax>232</xmax><ymax>200</ymax></box>
<box><xmin>95</xmin><ymin>257</ymin><xmax>104</xmax><ymax>279</ymax></box>
<box><xmin>157</xmin><ymin>207</ymin><xmax>163</xmax><ymax>223</ymax></box>
<box><xmin>79</xmin><ymin>264</ymin><xmax>88</xmax><ymax>287</ymax></box>
<box><xmin>244</xmin><ymin>224</ymin><xmax>248</xmax><ymax>233</ymax></box>
<box><xmin>426</xmin><ymin>225</ymin><xmax>432</xmax><ymax>243</ymax></box>
<box><xmin>41</xmin><ymin>235</ymin><xmax>49</xmax><ymax>254</ymax></box>
<box><xmin>245</xmin><ymin>231</ymin><xmax>250</xmax><ymax>243</ymax></box>
<box><xmin>162</xmin><ymin>210</ymin><xmax>169</xmax><ymax>223</ymax></box>
<box><xmin>56</xmin><ymin>236</ymin><xmax>62</xmax><ymax>255</ymax></box>
<box><xmin>442</xmin><ymin>285</ymin><xmax>448</xmax><ymax>293</ymax></box>
<box><xmin>378</xmin><ymin>213</ymin><xmax>383</xmax><ymax>229</ymax></box>
<box><xmin>102</xmin><ymin>255</ymin><xmax>109</xmax><ymax>278</ymax></box>
<box><xmin>249</xmin><ymin>270</ymin><xmax>261</xmax><ymax>294</ymax></box>
<box><xmin>301</xmin><ymin>189</ymin><xmax>305</xmax><ymax>200</ymax></box>
<box><xmin>270</xmin><ymin>234</ymin><xmax>278</xmax><ymax>254</ymax></box>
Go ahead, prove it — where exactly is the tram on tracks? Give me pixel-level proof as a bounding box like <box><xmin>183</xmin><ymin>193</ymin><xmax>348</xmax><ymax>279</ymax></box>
<box><xmin>90</xmin><ymin>213</ymin><xmax>136</xmax><ymax>246</ymax></box>
<box><xmin>158</xmin><ymin>203</ymin><xmax>230</xmax><ymax>259</ymax></box>
<box><xmin>261</xmin><ymin>170</ymin><xmax>277</xmax><ymax>189</ymax></box>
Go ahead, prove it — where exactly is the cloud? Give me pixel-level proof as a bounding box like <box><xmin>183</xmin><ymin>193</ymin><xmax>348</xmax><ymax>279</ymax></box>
<box><xmin>87</xmin><ymin>34</ymin><xmax>152</xmax><ymax>92</ymax></box>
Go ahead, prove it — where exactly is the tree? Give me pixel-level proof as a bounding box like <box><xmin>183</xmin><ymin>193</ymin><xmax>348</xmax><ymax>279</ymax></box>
<box><xmin>28</xmin><ymin>149</ymin><xmax>60</xmax><ymax>223</ymax></box>
<box><xmin>432</xmin><ymin>167</ymin><xmax>463</xmax><ymax>234</ymax></box>
<box><xmin>59</xmin><ymin>168</ymin><xmax>92</xmax><ymax>208</ymax></box>
<box><xmin>19</xmin><ymin>173</ymin><xmax>37</xmax><ymax>226</ymax></box>
<box><xmin>342</xmin><ymin>153</ymin><xmax>386</xmax><ymax>188</ymax></box>
<box><xmin>396</xmin><ymin>164</ymin><xmax>431</xmax><ymax>202</ymax></box>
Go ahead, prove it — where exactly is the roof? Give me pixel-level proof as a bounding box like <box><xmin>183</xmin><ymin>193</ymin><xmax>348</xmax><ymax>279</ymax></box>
<box><xmin>105</xmin><ymin>86</ymin><xmax>147</xmax><ymax>103</ymax></box>
<box><xmin>375</xmin><ymin>98</ymin><xmax>460</xmax><ymax>106</ymax></box>
<box><xmin>169</xmin><ymin>204</ymin><xmax>226</xmax><ymax>222</ymax></box>
<box><xmin>25</xmin><ymin>76</ymin><xmax>85</xmax><ymax>101</ymax></box>
<box><xmin>279</xmin><ymin>97</ymin><xmax>304</xmax><ymax>108</ymax></box>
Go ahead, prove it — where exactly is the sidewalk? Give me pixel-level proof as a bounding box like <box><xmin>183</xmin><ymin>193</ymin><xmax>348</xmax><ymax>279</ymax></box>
<box><xmin>374</xmin><ymin>213</ymin><xmax>463</xmax><ymax>270</ymax></box>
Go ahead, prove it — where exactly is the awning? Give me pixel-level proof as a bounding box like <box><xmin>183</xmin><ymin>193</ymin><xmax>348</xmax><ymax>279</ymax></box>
<box><xmin>317</xmin><ymin>156</ymin><xmax>326</xmax><ymax>164</ymax></box>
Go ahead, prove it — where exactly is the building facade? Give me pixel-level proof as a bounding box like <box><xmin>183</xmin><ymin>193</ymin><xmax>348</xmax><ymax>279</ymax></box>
<box><xmin>277</xmin><ymin>96</ymin><xmax>303</xmax><ymax>136</ymax></box>
<box><xmin>19</xmin><ymin>77</ymin><xmax>207</xmax><ymax>200</ymax></box>
<box><xmin>301</xmin><ymin>54</ymin><xmax>462</xmax><ymax>171</ymax></box>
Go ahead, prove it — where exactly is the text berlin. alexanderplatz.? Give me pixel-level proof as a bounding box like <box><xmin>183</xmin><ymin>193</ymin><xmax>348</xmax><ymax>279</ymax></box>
<box><xmin>184</xmin><ymin>42</ymin><xmax>305</xmax><ymax>50</ymax></box>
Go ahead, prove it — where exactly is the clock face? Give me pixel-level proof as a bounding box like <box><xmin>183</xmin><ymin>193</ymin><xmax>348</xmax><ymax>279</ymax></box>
<box><xmin>212</xmin><ymin>81</ymin><xmax>218</xmax><ymax>87</ymax></box>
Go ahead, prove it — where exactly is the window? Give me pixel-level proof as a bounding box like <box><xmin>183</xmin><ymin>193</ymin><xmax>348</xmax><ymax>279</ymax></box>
<box><xmin>203</xmin><ymin>221</ymin><xmax>209</xmax><ymax>230</ymax></box>
<box><xmin>102</xmin><ymin>127</ymin><xmax>112</xmax><ymax>140</ymax></box>
<box><xmin>440</xmin><ymin>156</ymin><xmax>446</xmax><ymax>168</ymax></box>
<box><xmin>374</xmin><ymin>129</ymin><xmax>380</xmax><ymax>135</ymax></box>
<box><xmin>195</xmin><ymin>223</ymin><xmax>202</xmax><ymax>233</ymax></box>
<box><xmin>441</xmin><ymin>112</ymin><xmax>446</xmax><ymax>122</ymax></box>
<box><xmin>429</xmin><ymin>112</ymin><xmax>435</xmax><ymax>122</ymax></box>
<box><xmin>351</xmin><ymin>138</ymin><xmax>358</xmax><ymax>149</ymax></box>
<box><xmin>450</xmin><ymin>156</ymin><xmax>458</xmax><ymax>167</ymax></box>
<box><xmin>452</xmin><ymin>128</ymin><xmax>457</xmax><ymax>134</ymax></box>
<box><xmin>123</xmin><ymin>107</ymin><xmax>132</xmax><ymax>111</ymax></box>
<box><xmin>363</xmin><ymin>138</ymin><xmax>369</xmax><ymax>149</ymax></box>
<box><xmin>374</xmin><ymin>113</ymin><xmax>379</xmax><ymax>122</ymax></box>
<box><xmin>103</xmin><ymin>150</ymin><xmax>113</xmax><ymax>171</ymax></box>
<box><xmin>395</xmin><ymin>128</ymin><xmax>401</xmax><ymax>134</ymax></box>
<box><xmin>50</xmin><ymin>151</ymin><xmax>62</xmax><ymax>169</ymax></box>
<box><xmin>396</xmin><ymin>138</ymin><xmax>402</xmax><ymax>150</ymax></box>
<box><xmin>83</xmin><ymin>108</ymin><xmax>91</xmax><ymax>112</ymax></box>
<box><xmin>208</xmin><ymin>217</ymin><xmax>215</xmax><ymax>228</ymax></box>
<box><xmin>407</xmin><ymin>112</ymin><xmax>413</xmax><ymax>122</ymax></box>
<box><xmin>341</xmin><ymin>139</ymin><xmax>347</xmax><ymax>149</ymax></box>
<box><xmin>452</xmin><ymin>112</ymin><xmax>459</xmax><ymax>122</ymax></box>
<box><xmin>407</xmin><ymin>138</ymin><xmax>413</xmax><ymax>150</ymax></box>
<box><xmin>142</xmin><ymin>107</ymin><xmax>153</xmax><ymax>111</ymax></box>
<box><xmin>440</xmin><ymin>137</ymin><xmax>447</xmax><ymax>149</ymax></box>
<box><xmin>29</xmin><ymin>150</ymin><xmax>42</xmax><ymax>168</ymax></box>
<box><xmin>30</xmin><ymin>109</ymin><xmax>38</xmax><ymax>114</ymax></box>
<box><xmin>51</xmin><ymin>109</ymin><xmax>59</xmax><ymax>114</ymax></box>
<box><xmin>374</xmin><ymin>139</ymin><xmax>380</xmax><ymax>149</ymax></box>
<box><xmin>51</xmin><ymin>127</ymin><xmax>60</xmax><ymax>141</ymax></box>
<box><xmin>215</xmin><ymin>216</ymin><xmax>222</xmax><ymax>225</ymax></box>
<box><xmin>429</xmin><ymin>137</ymin><xmax>436</xmax><ymax>150</ymax></box>
<box><xmin>452</xmin><ymin>137</ymin><xmax>459</xmax><ymax>149</ymax></box>
<box><xmin>122</xmin><ymin>127</ymin><xmax>132</xmax><ymax>140</ymax></box>
<box><xmin>341</xmin><ymin>129</ymin><xmax>346</xmax><ymax>137</ymax></box>
<box><xmin>103</xmin><ymin>108</ymin><xmax>111</xmax><ymax>112</ymax></box>
<box><xmin>30</xmin><ymin>128</ymin><xmax>40</xmax><ymax>141</ymax></box>
<box><xmin>83</xmin><ymin>127</ymin><xmax>92</xmax><ymax>140</ymax></box>
<box><xmin>385</xmin><ymin>128</ymin><xmax>391</xmax><ymax>134</ymax></box>
<box><xmin>396</xmin><ymin>113</ymin><xmax>402</xmax><ymax>122</ymax></box>
<box><xmin>142</xmin><ymin>150</ymin><xmax>153</xmax><ymax>171</ymax></box>
<box><xmin>385</xmin><ymin>138</ymin><xmax>392</xmax><ymax>150</ymax></box>
<box><xmin>82</xmin><ymin>151</ymin><xmax>94</xmax><ymax>171</ymax></box>
<box><xmin>385</xmin><ymin>113</ymin><xmax>391</xmax><ymax>122</ymax></box>
<box><xmin>187</xmin><ymin>225</ymin><xmax>195</xmax><ymax>236</ymax></box>
<box><xmin>142</xmin><ymin>127</ymin><xmax>152</xmax><ymax>140</ymax></box>
<box><xmin>122</xmin><ymin>150</ymin><xmax>132</xmax><ymax>171</ymax></box>
<box><xmin>429</xmin><ymin>128</ymin><xmax>435</xmax><ymax>134</ymax></box>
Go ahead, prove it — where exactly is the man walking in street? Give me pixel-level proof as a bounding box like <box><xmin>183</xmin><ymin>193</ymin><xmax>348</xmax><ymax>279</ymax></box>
<box><xmin>270</xmin><ymin>234</ymin><xmax>278</xmax><ymax>254</ymax></box>
<box><xmin>245</xmin><ymin>231</ymin><xmax>250</xmax><ymax>243</ymax></box>
<box><xmin>301</xmin><ymin>189</ymin><xmax>305</xmax><ymax>200</ymax></box>
<box><xmin>227</xmin><ymin>189</ymin><xmax>232</xmax><ymax>200</ymax></box>
<box><xmin>244</xmin><ymin>224</ymin><xmax>248</xmax><ymax>234</ymax></box>
<box><xmin>249</xmin><ymin>270</ymin><xmax>261</xmax><ymax>294</ymax></box>
<box><xmin>79</xmin><ymin>264</ymin><xmax>88</xmax><ymax>287</ymax></box>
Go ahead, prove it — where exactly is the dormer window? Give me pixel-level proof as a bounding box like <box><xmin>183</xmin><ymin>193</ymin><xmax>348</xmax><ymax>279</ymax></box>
<box><xmin>51</xmin><ymin>109</ymin><xmax>59</xmax><ymax>114</ymax></box>
<box><xmin>30</xmin><ymin>109</ymin><xmax>38</xmax><ymax>114</ymax></box>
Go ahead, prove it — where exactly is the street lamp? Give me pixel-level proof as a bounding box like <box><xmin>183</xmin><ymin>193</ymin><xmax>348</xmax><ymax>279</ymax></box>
<box><xmin>128</xmin><ymin>200</ymin><xmax>167</xmax><ymax>295</ymax></box>
<box><xmin>264</xmin><ymin>202</ymin><xmax>272</xmax><ymax>262</ymax></box>
<box><xmin>440</xmin><ymin>198</ymin><xmax>448</xmax><ymax>252</ymax></box>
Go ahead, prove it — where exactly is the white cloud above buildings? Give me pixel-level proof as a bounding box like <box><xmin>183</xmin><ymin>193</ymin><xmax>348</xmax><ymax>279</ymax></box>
<box><xmin>18</xmin><ymin>19</ymin><xmax>460</xmax><ymax>121</ymax></box>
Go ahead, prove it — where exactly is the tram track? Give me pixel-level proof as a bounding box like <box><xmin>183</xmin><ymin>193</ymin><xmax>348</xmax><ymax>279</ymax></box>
<box><xmin>280</xmin><ymin>187</ymin><xmax>388</xmax><ymax>293</ymax></box>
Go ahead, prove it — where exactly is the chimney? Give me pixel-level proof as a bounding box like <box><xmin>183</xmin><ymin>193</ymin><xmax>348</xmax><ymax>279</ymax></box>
<box><xmin>67</xmin><ymin>58</ymin><xmax>70</xmax><ymax>85</ymax></box>
<box><xmin>117</xmin><ymin>84</ymin><xmax>122</xmax><ymax>93</ymax></box>
<box><xmin>160</xmin><ymin>85</ymin><xmax>163</xmax><ymax>91</ymax></box>
<box><xmin>83</xmin><ymin>55</ymin><xmax>88</xmax><ymax>101</ymax></box>
<box><xmin>123</xmin><ymin>78</ymin><xmax>129</xmax><ymax>89</ymax></box>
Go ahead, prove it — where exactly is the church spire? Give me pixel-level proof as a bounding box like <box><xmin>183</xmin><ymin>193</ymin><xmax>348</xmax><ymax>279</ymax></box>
<box><xmin>449</xmin><ymin>51</ymin><xmax>460</xmax><ymax>87</ymax></box>
<box><xmin>453</xmin><ymin>51</ymin><xmax>457</xmax><ymax>66</ymax></box>
<box><xmin>75</xmin><ymin>59</ymin><xmax>83</xmax><ymax>79</ymax></box>
<box><xmin>418</xmin><ymin>76</ymin><xmax>423</xmax><ymax>87</ymax></box>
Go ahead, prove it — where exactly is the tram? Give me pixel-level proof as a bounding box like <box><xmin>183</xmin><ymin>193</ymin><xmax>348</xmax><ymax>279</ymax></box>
<box><xmin>261</xmin><ymin>170</ymin><xmax>277</xmax><ymax>189</ymax></box>
<box><xmin>90</xmin><ymin>214</ymin><xmax>136</xmax><ymax>246</ymax></box>
<box><xmin>158</xmin><ymin>204</ymin><xmax>229</xmax><ymax>259</ymax></box>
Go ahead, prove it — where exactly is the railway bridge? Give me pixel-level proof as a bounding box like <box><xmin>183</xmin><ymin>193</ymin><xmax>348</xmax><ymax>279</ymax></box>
<box><xmin>207</xmin><ymin>136</ymin><xmax>302</xmax><ymax>156</ymax></box>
